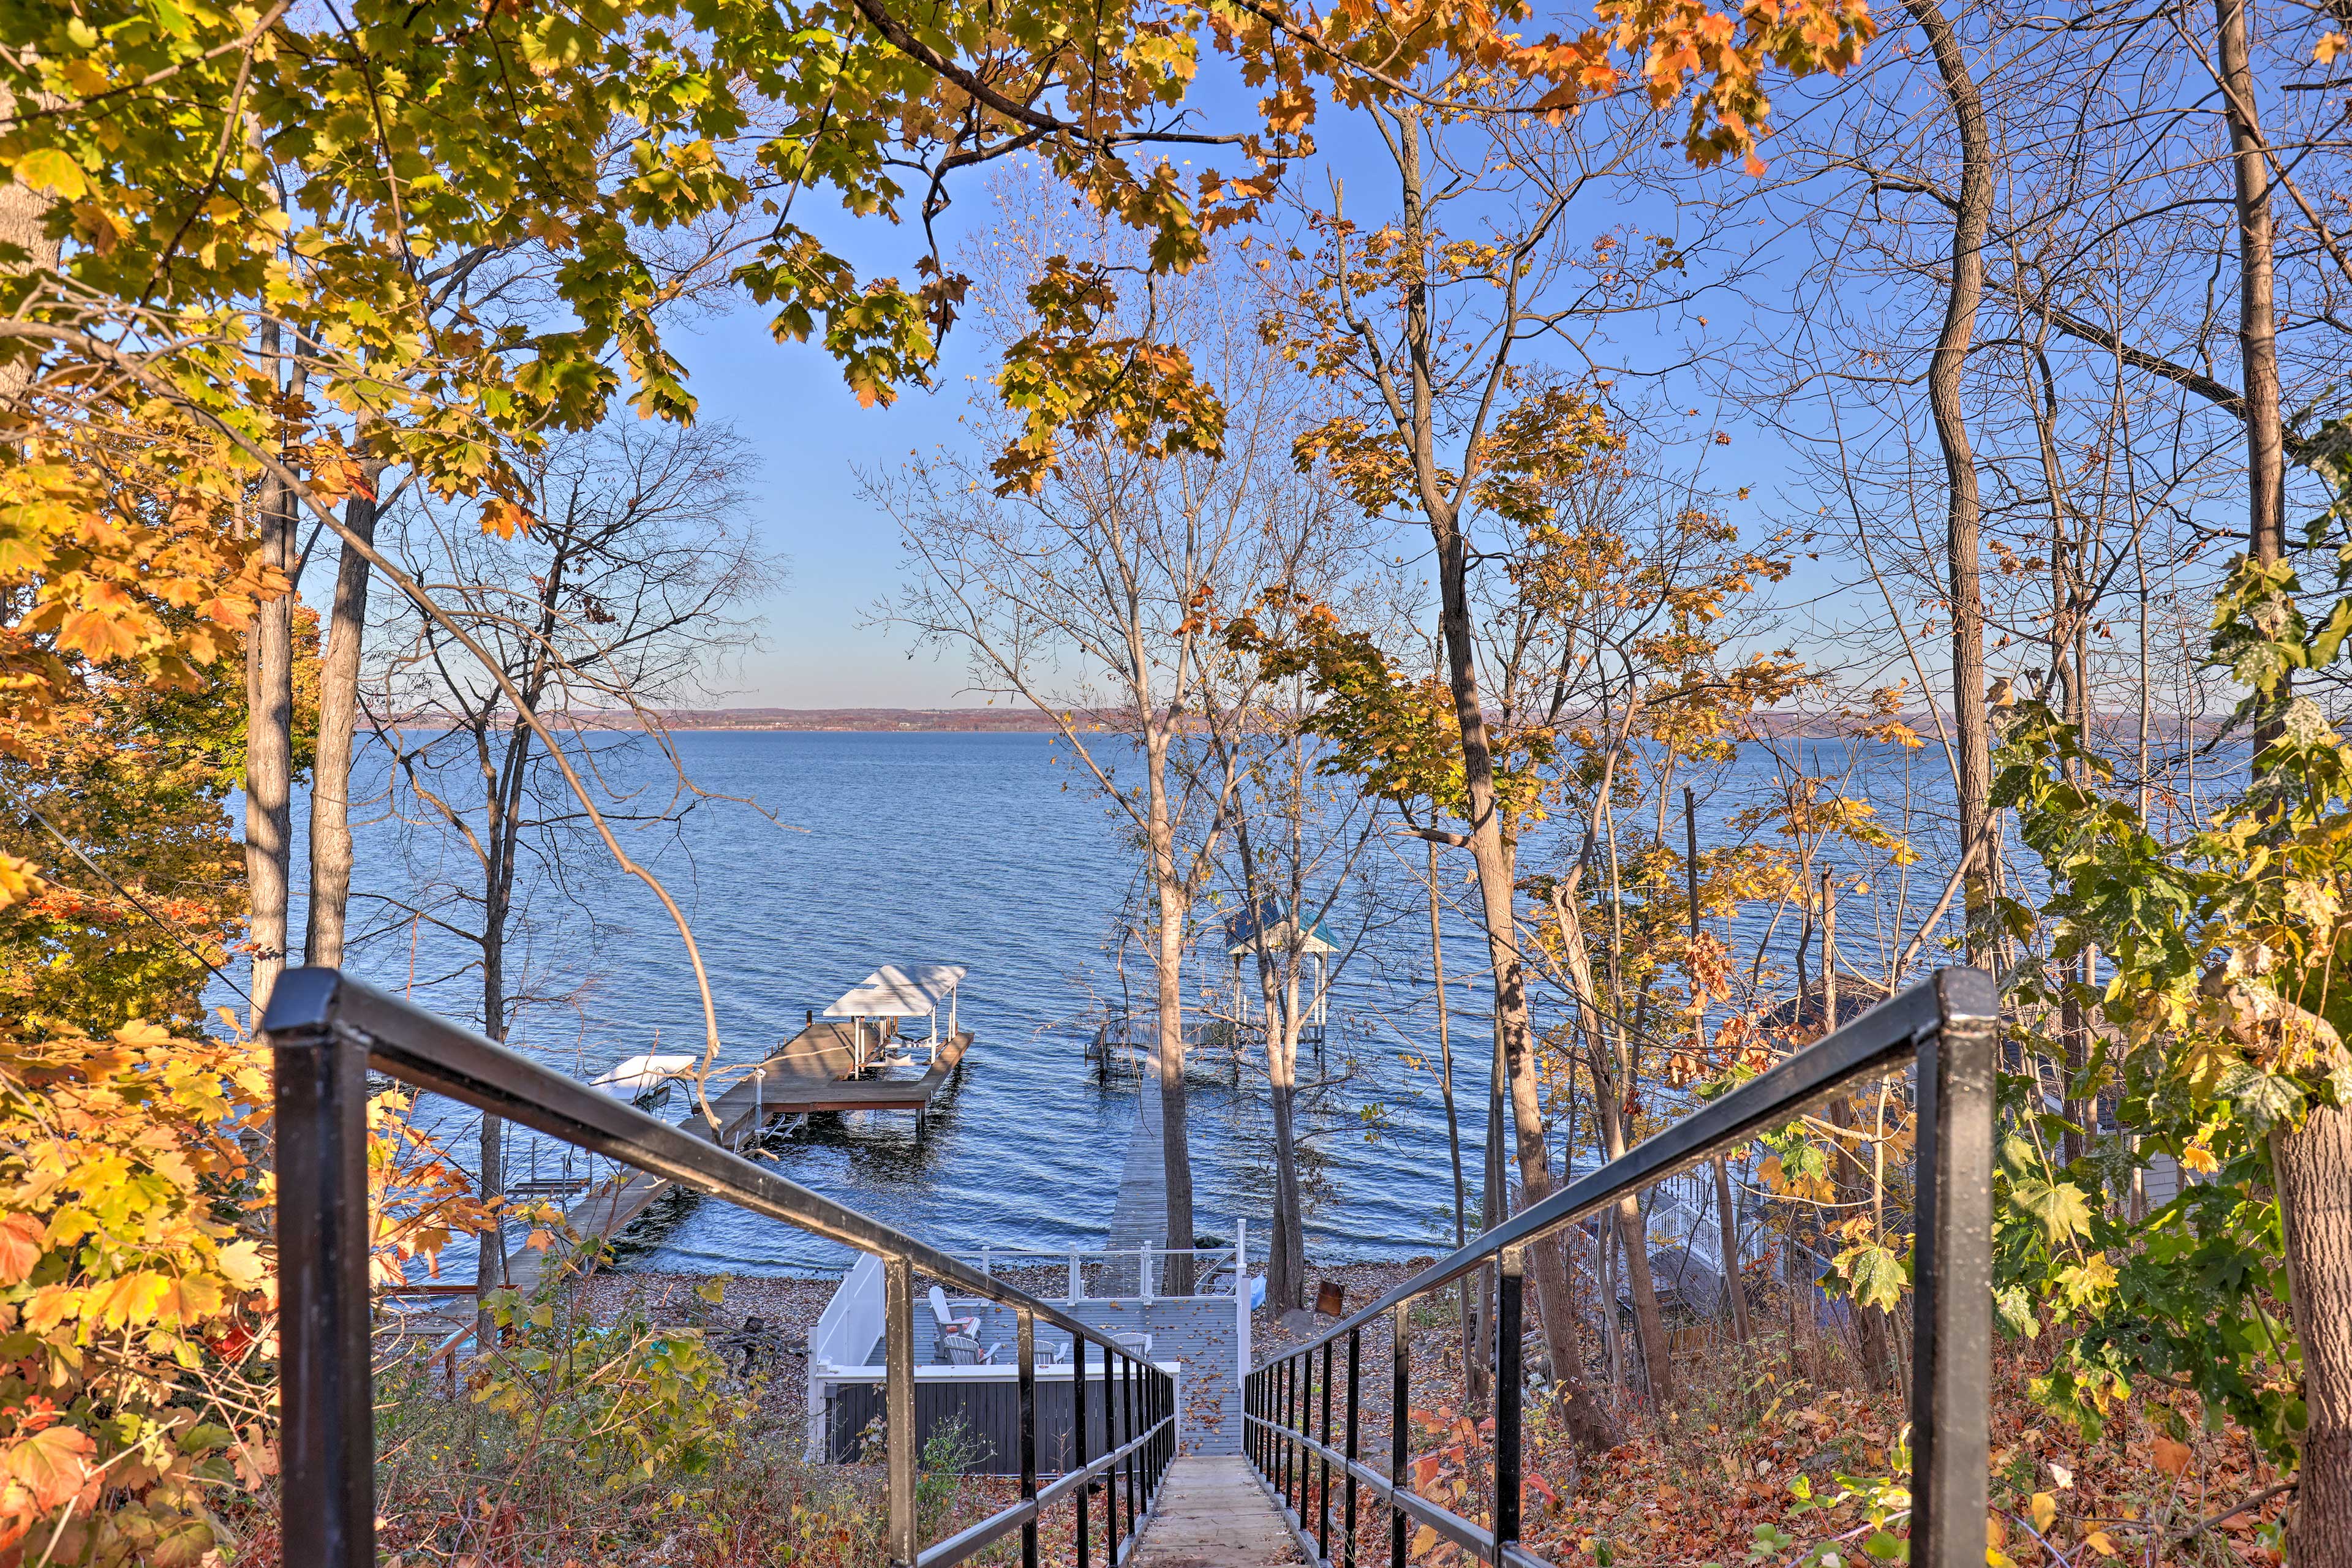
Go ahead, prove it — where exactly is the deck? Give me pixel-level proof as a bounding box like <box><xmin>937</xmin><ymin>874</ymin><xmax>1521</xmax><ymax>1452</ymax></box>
<box><xmin>506</xmin><ymin>1020</ymin><xmax>971</xmax><ymax>1289</ymax></box>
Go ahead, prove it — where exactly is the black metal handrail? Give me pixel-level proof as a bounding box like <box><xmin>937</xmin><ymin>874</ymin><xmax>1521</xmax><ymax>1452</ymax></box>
<box><xmin>1243</xmin><ymin>966</ymin><xmax>2000</xmax><ymax>1568</ymax></box>
<box><xmin>263</xmin><ymin>967</ymin><xmax>1177</xmax><ymax>1568</ymax></box>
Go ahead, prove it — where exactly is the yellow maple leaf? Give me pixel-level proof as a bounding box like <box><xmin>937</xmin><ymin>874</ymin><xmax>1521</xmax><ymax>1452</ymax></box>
<box><xmin>2317</xmin><ymin>29</ymin><xmax>2348</xmax><ymax>61</ymax></box>
<box><xmin>21</xmin><ymin>1285</ymin><xmax>77</xmax><ymax>1334</ymax></box>
<box><xmin>2082</xmin><ymin>1528</ymin><xmax>2119</xmax><ymax>1557</ymax></box>
<box><xmin>0</xmin><ymin>851</ymin><xmax>39</xmax><ymax>911</ymax></box>
<box><xmin>215</xmin><ymin>1240</ymin><xmax>267</xmax><ymax>1290</ymax></box>
<box><xmin>2030</xmin><ymin>1492</ymin><xmax>2057</xmax><ymax>1533</ymax></box>
<box><xmin>90</xmin><ymin>1270</ymin><xmax>169</xmax><ymax>1328</ymax></box>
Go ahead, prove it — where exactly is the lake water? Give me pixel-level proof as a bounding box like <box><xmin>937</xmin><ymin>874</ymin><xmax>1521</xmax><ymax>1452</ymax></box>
<box><xmin>244</xmin><ymin>728</ymin><xmax>1982</xmax><ymax>1280</ymax></box>
<box><xmin>285</xmin><ymin>730</ymin><xmax>1526</xmax><ymax>1278</ymax></box>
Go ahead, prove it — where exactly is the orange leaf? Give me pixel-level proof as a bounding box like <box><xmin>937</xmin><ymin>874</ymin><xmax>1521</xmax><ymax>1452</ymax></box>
<box><xmin>480</xmin><ymin>498</ymin><xmax>533</xmax><ymax>539</ymax></box>
<box><xmin>56</xmin><ymin>608</ymin><xmax>141</xmax><ymax>660</ymax></box>
<box><xmin>0</xmin><ymin>1215</ymin><xmax>42</xmax><ymax>1286</ymax></box>
<box><xmin>3</xmin><ymin>1423</ymin><xmax>94</xmax><ymax>1512</ymax></box>
<box><xmin>2151</xmin><ymin>1436</ymin><xmax>2191</xmax><ymax>1477</ymax></box>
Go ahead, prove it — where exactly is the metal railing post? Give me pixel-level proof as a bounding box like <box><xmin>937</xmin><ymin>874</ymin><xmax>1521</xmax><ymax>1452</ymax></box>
<box><xmin>1018</xmin><ymin>1308</ymin><xmax>1038</xmax><ymax>1568</ymax></box>
<box><xmin>1104</xmin><ymin>1348</ymin><xmax>1121</xmax><ymax>1564</ymax></box>
<box><xmin>1913</xmin><ymin>969</ymin><xmax>1999</xmax><ymax>1568</ymax></box>
<box><xmin>1496</xmin><ymin>1245</ymin><xmax>1525</xmax><ymax>1553</ymax></box>
<box><xmin>1245</xmin><ymin>1368</ymin><xmax>1256</xmax><ymax>1470</ymax></box>
<box><xmin>1123</xmin><ymin>1352</ymin><xmax>1140</xmax><ymax>1537</ymax></box>
<box><xmin>1280</xmin><ymin>1351</ymin><xmax>1294</xmax><ymax>1510</ymax></box>
<box><xmin>1070</xmin><ymin>1248</ymin><xmax>1082</xmax><ymax>1301</ymax></box>
<box><xmin>885</xmin><ymin>1254</ymin><xmax>917</xmax><ymax>1567</ymax></box>
<box><xmin>1141</xmin><ymin>1246</ymin><xmax>1154</xmax><ymax>1302</ymax></box>
<box><xmin>1390</xmin><ymin>1303</ymin><xmax>1409</xmax><ymax>1568</ymax></box>
<box><xmin>1074</xmin><ymin>1327</ymin><xmax>1091</xmax><ymax>1568</ymax></box>
<box><xmin>1284</xmin><ymin>1352</ymin><xmax>1299</xmax><ymax>1510</ymax></box>
<box><xmin>1344</xmin><ymin>1327</ymin><xmax>1360</xmax><ymax>1568</ymax></box>
<box><xmin>270</xmin><ymin>1015</ymin><xmax>374</xmax><ymax>1568</ymax></box>
<box><xmin>1236</xmin><ymin>1218</ymin><xmax>1251</xmax><ymax>1400</ymax></box>
<box><xmin>1318</xmin><ymin>1335</ymin><xmax>1334</xmax><ymax>1562</ymax></box>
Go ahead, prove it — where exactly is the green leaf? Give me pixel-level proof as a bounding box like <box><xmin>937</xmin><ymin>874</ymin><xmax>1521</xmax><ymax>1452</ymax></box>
<box><xmin>2219</xmin><ymin>1063</ymin><xmax>2304</xmax><ymax>1130</ymax></box>
<box><xmin>1843</xmin><ymin>1245</ymin><xmax>1907</xmax><ymax>1312</ymax></box>
<box><xmin>2010</xmin><ymin>1180</ymin><xmax>2092</xmax><ymax>1245</ymax></box>
<box><xmin>1992</xmin><ymin>1284</ymin><xmax>2040</xmax><ymax>1340</ymax></box>
<box><xmin>180</xmin><ymin>1422</ymin><xmax>233</xmax><ymax>1455</ymax></box>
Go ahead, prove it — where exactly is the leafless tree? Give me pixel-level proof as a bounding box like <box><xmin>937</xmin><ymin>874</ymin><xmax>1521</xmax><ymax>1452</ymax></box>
<box><xmin>359</xmin><ymin>418</ymin><xmax>771</xmax><ymax>1310</ymax></box>
<box><xmin>881</xmin><ymin>181</ymin><xmax>1315</xmax><ymax>1273</ymax></box>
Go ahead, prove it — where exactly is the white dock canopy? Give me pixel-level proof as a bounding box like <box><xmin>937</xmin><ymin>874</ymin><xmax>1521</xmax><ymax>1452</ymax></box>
<box><xmin>824</xmin><ymin>964</ymin><xmax>965</xmax><ymax>1061</ymax></box>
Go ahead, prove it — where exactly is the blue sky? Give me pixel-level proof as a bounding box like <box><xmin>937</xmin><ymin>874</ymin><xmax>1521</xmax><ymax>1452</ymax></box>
<box><xmin>667</xmin><ymin>296</ymin><xmax>986</xmax><ymax>707</ymax></box>
<box><xmin>665</xmin><ymin>188</ymin><xmax>1797</xmax><ymax>710</ymax></box>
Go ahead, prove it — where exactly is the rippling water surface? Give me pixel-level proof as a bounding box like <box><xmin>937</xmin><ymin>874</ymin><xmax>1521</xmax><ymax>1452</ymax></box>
<box><xmin>307</xmin><ymin>730</ymin><xmax>1531</xmax><ymax>1278</ymax></box>
<box><xmin>257</xmin><ymin>728</ymin><xmax>1967</xmax><ymax>1280</ymax></box>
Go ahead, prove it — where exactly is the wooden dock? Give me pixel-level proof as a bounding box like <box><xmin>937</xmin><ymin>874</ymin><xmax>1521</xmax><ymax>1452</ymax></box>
<box><xmin>505</xmin><ymin>1019</ymin><xmax>972</xmax><ymax>1289</ymax></box>
<box><xmin>1109</xmin><ymin>1065</ymin><xmax>1170</xmax><ymax>1250</ymax></box>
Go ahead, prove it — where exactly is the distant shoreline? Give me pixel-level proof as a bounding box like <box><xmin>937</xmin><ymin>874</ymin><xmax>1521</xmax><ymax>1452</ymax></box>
<box><xmin>656</xmin><ymin>708</ymin><xmax>1068</xmax><ymax>732</ymax></box>
<box><xmin>395</xmin><ymin>706</ymin><xmax>2224</xmax><ymax>739</ymax></box>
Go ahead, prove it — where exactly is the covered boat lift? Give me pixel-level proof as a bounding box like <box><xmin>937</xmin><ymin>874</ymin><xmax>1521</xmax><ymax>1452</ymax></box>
<box><xmin>824</xmin><ymin>962</ymin><xmax>966</xmax><ymax>1071</ymax></box>
<box><xmin>504</xmin><ymin>965</ymin><xmax>975</xmax><ymax>1291</ymax></box>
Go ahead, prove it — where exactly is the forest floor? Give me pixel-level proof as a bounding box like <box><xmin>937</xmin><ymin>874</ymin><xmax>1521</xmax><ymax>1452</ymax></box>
<box><xmin>241</xmin><ymin>1259</ymin><xmax>2293</xmax><ymax>1567</ymax></box>
<box><xmin>1249</xmin><ymin>1261</ymin><xmax>2293</xmax><ymax>1568</ymax></box>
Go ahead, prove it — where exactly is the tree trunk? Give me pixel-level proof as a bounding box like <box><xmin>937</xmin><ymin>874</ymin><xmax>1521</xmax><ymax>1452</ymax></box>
<box><xmin>1714</xmin><ymin>1156</ymin><xmax>1749</xmax><ymax>1344</ymax></box>
<box><xmin>1144</xmin><ymin>726</ymin><xmax>1196</xmax><ymax>1282</ymax></box>
<box><xmin>2278</xmin><ymin>1104</ymin><xmax>2352</xmax><ymax>1568</ymax></box>
<box><xmin>476</xmin><ymin>745</ymin><xmax>518</xmax><ymax>1320</ymax></box>
<box><xmin>243</xmin><ymin>325</ymin><xmax>296</xmax><ymax>1025</ymax></box>
<box><xmin>1431</xmin><ymin>841</ymin><xmax>1481</xmax><ymax>1404</ymax></box>
<box><xmin>1477</xmin><ymin>1011</ymin><xmax>1502</xmax><ymax>1409</ymax></box>
<box><xmin>1384</xmin><ymin>100</ymin><xmax>1606</xmax><ymax>1445</ymax></box>
<box><xmin>1904</xmin><ymin>0</ymin><xmax>1997</xmax><ymax>958</ymax></box>
<box><xmin>1427</xmin><ymin>511</ymin><xmax>1613</xmax><ymax>1442</ymax></box>
<box><xmin>2218</xmin><ymin>0</ymin><xmax>2286</xmax><ymax>578</ymax></box>
<box><xmin>1262</xmin><ymin>969</ymin><xmax>1308</xmax><ymax>1313</ymax></box>
<box><xmin>304</xmin><ymin>478</ymin><xmax>382</xmax><ymax>968</ymax></box>
<box><xmin>1596</xmin><ymin>1090</ymin><xmax>1674</xmax><ymax>1409</ymax></box>
<box><xmin>1828</xmin><ymin>1095</ymin><xmax>1894</xmax><ymax>1390</ymax></box>
<box><xmin>1687</xmin><ymin>788</ymin><xmax>1751</xmax><ymax>1346</ymax></box>
<box><xmin>0</xmin><ymin>87</ymin><xmax>61</xmax><ymax>409</ymax></box>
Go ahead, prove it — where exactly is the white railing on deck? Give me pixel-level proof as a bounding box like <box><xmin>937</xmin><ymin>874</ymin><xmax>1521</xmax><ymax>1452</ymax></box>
<box><xmin>955</xmin><ymin>1243</ymin><xmax>1245</xmax><ymax>1302</ymax></box>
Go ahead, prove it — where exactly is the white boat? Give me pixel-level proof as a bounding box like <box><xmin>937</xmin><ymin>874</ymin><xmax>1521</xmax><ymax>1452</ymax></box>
<box><xmin>592</xmin><ymin>1052</ymin><xmax>699</xmax><ymax>1096</ymax></box>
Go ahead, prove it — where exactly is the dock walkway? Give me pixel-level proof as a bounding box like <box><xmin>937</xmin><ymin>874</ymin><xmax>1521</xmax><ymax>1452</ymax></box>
<box><xmin>507</xmin><ymin>1020</ymin><xmax>970</xmax><ymax>1291</ymax></box>
<box><xmin>1129</xmin><ymin>1457</ymin><xmax>1302</xmax><ymax>1566</ymax></box>
<box><xmin>1109</xmin><ymin>1069</ymin><xmax>1170</xmax><ymax>1248</ymax></box>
